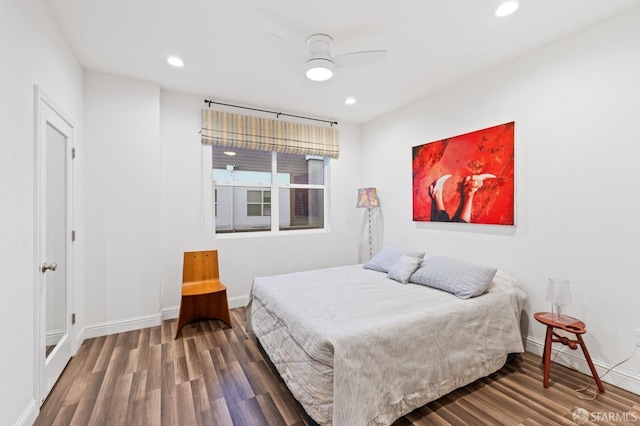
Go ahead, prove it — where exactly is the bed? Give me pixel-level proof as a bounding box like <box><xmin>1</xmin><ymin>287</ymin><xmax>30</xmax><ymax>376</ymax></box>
<box><xmin>246</xmin><ymin>253</ymin><xmax>526</xmax><ymax>426</ymax></box>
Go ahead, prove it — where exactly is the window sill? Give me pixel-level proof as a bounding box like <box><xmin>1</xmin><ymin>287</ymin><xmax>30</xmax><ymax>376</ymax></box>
<box><xmin>213</xmin><ymin>227</ymin><xmax>329</xmax><ymax>240</ymax></box>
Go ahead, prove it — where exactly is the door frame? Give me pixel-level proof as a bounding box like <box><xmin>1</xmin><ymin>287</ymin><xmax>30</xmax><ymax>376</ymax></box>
<box><xmin>33</xmin><ymin>85</ymin><xmax>77</xmax><ymax>405</ymax></box>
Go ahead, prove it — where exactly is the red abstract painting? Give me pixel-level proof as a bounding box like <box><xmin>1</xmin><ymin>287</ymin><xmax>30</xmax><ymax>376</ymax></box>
<box><xmin>412</xmin><ymin>122</ymin><xmax>514</xmax><ymax>225</ymax></box>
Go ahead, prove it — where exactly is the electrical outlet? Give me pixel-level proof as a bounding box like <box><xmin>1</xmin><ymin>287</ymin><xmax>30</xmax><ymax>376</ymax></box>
<box><xmin>636</xmin><ymin>328</ymin><xmax>640</xmax><ymax>347</ymax></box>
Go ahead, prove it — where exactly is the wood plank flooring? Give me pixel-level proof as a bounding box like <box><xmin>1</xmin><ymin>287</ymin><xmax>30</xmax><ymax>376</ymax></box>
<box><xmin>35</xmin><ymin>307</ymin><xmax>639</xmax><ymax>425</ymax></box>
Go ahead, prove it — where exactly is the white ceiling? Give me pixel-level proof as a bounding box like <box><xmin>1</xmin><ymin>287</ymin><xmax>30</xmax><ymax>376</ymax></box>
<box><xmin>45</xmin><ymin>0</ymin><xmax>640</xmax><ymax>124</ymax></box>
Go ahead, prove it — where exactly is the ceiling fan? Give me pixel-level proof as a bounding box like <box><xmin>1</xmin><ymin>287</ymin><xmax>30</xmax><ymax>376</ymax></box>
<box><xmin>263</xmin><ymin>32</ymin><xmax>387</xmax><ymax>82</ymax></box>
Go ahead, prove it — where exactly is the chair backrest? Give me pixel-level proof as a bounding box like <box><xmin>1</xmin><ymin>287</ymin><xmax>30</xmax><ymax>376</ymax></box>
<box><xmin>182</xmin><ymin>250</ymin><xmax>219</xmax><ymax>283</ymax></box>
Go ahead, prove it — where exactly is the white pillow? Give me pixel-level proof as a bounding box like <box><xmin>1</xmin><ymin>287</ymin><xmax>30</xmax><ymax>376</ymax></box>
<box><xmin>363</xmin><ymin>247</ymin><xmax>425</xmax><ymax>273</ymax></box>
<box><xmin>388</xmin><ymin>255</ymin><xmax>422</xmax><ymax>283</ymax></box>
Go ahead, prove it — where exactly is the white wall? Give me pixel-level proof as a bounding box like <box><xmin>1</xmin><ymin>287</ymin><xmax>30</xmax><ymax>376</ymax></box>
<box><xmin>80</xmin><ymin>83</ymin><xmax>361</xmax><ymax>331</ymax></box>
<box><xmin>83</xmin><ymin>72</ymin><xmax>162</xmax><ymax>336</ymax></box>
<box><xmin>9</xmin><ymin>3</ymin><xmax>636</xmax><ymax>423</ymax></box>
<box><xmin>159</xmin><ymin>91</ymin><xmax>362</xmax><ymax>315</ymax></box>
<box><xmin>362</xmin><ymin>6</ymin><xmax>640</xmax><ymax>393</ymax></box>
<box><xmin>0</xmin><ymin>0</ymin><xmax>84</xmax><ymax>424</ymax></box>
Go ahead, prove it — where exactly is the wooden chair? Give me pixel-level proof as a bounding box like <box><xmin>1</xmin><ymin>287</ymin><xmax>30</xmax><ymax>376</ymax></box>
<box><xmin>175</xmin><ymin>250</ymin><xmax>232</xmax><ymax>339</ymax></box>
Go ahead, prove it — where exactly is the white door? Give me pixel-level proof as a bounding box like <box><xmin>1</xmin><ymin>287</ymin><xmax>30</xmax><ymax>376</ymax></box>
<box><xmin>36</xmin><ymin>89</ymin><xmax>75</xmax><ymax>404</ymax></box>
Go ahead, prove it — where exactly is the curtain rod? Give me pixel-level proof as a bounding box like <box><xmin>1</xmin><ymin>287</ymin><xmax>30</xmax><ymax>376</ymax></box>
<box><xmin>204</xmin><ymin>99</ymin><xmax>338</xmax><ymax>127</ymax></box>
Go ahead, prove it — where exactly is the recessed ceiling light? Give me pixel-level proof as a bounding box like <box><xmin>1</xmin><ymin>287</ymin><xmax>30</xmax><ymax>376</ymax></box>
<box><xmin>495</xmin><ymin>1</ymin><xmax>519</xmax><ymax>17</ymax></box>
<box><xmin>224</xmin><ymin>151</ymin><xmax>237</xmax><ymax>156</ymax></box>
<box><xmin>344</xmin><ymin>97</ymin><xmax>357</xmax><ymax>105</ymax></box>
<box><xmin>167</xmin><ymin>56</ymin><xmax>185</xmax><ymax>67</ymax></box>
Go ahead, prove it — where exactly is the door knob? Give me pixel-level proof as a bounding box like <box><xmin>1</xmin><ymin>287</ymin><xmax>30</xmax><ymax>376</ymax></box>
<box><xmin>41</xmin><ymin>262</ymin><xmax>57</xmax><ymax>273</ymax></box>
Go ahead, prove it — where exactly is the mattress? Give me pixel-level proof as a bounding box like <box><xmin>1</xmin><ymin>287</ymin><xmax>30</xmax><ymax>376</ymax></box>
<box><xmin>247</xmin><ymin>264</ymin><xmax>526</xmax><ymax>426</ymax></box>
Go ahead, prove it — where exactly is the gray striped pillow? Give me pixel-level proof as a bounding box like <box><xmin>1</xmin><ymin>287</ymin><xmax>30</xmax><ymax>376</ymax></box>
<box><xmin>409</xmin><ymin>256</ymin><xmax>497</xmax><ymax>299</ymax></box>
<box><xmin>364</xmin><ymin>247</ymin><xmax>425</xmax><ymax>273</ymax></box>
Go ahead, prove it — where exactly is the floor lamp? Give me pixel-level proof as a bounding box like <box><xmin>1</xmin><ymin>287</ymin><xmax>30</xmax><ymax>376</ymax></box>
<box><xmin>357</xmin><ymin>187</ymin><xmax>380</xmax><ymax>259</ymax></box>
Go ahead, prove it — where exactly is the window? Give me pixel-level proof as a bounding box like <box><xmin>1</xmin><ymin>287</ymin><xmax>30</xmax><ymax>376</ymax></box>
<box><xmin>276</xmin><ymin>152</ymin><xmax>324</xmax><ymax>230</ymax></box>
<box><xmin>213</xmin><ymin>189</ymin><xmax>218</xmax><ymax>217</ymax></box>
<box><xmin>201</xmin><ymin>108</ymin><xmax>337</xmax><ymax>235</ymax></box>
<box><xmin>211</xmin><ymin>146</ymin><xmax>327</xmax><ymax>234</ymax></box>
<box><xmin>247</xmin><ymin>190</ymin><xmax>271</xmax><ymax>217</ymax></box>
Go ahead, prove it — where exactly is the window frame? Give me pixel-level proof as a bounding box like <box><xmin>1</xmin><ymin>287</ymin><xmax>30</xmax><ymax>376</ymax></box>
<box><xmin>246</xmin><ymin>189</ymin><xmax>271</xmax><ymax>217</ymax></box>
<box><xmin>210</xmin><ymin>150</ymin><xmax>330</xmax><ymax>237</ymax></box>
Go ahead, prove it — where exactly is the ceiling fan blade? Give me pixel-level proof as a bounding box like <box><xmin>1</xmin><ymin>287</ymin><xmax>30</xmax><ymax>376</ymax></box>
<box><xmin>333</xmin><ymin>50</ymin><xmax>387</xmax><ymax>68</ymax></box>
<box><xmin>262</xmin><ymin>32</ymin><xmax>311</xmax><ymax>60</ymax></box>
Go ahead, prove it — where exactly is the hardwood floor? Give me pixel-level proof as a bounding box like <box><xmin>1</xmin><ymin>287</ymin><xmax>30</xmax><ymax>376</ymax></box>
<box><xmin>35</xmin><ymin>307</ymin><xmax>639</xmax><ymax>425</ymax></box>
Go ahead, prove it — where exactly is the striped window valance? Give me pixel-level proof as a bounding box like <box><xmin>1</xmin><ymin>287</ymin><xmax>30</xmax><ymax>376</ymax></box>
<box><xmin>201</xmin><ymin>109</ymin><xmax>339</xmax><ymax>159</ymax></box>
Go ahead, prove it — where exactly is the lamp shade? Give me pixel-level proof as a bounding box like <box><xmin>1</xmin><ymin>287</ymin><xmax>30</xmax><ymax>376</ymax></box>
<box><xmin>356</xmin><ymin>188</ymin><xmax>380</xmax><ymax>208</ymax></box>
<box><xmin>546</xmin><ymin>278</ymin><xmax>571</xmax><ymax>315</ymax></box>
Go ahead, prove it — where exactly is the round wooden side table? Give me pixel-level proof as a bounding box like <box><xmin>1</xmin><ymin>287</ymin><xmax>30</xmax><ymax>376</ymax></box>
<box><xmin>533</xmin><ymin>312</ymin><xmax>604</xmax><ymax>393</ymax></box>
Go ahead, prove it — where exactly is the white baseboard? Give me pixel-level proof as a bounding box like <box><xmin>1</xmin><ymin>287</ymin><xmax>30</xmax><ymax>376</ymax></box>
<box><xmin>83</xmin><ymin>296</ymin><xmax>251</xmax><ymax>339</ymax></box>
<box><xmin>46</xmin><ymin>329</ymin><xmax>64</xmax><ymax>347</ymax></box>
<box><xmin>14</xmin><ymin>398</ymin><xmax>37</xmax><ymax>426</ymax></box>
<box><xmin>161</xmin><ymin>295</ymin><xmax>250</xmax><ymax>320</ymax></box>
<box><xmin>75</xmin><ymin>326</ymin><xmax>85</xmax><ymax>351</ymax></box>
<box><xmin>83</xmin><ymin>312</ymin><xmax>162</xmax><ymax>339</ymax></box>
<box><xmin>228</xmin><ymin>295</ymin><xmax>249</xmax><ymax>309</ymax></box>
<box><xmin>162</xmin><ymin>306</ymin><xmax>179</xmax><ymax>320</ymax></box>
<box><xmin>525</xmin><ymin>336</ymin><xmax>640</xmax><ymax>395</ymax></box>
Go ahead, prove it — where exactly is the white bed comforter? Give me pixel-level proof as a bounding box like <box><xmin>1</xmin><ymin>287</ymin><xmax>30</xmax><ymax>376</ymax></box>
<box><xmin>247</xmin><ymin>265</ymin><xmax>526</xmax><ymax>426</ymax></box>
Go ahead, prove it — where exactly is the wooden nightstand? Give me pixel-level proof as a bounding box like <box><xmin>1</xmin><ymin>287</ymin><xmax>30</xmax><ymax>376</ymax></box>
<box><xmin>534</xmin><ymin>312</ymin><xmax>604</xmax><ymax>393</ymax></box>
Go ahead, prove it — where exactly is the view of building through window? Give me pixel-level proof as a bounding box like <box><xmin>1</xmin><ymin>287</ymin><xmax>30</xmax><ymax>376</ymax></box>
<box><xmin>212</xmin><ymin>146</ymin><xmax>326</xmax><ymax>234</ymax></box>
<box><xmin>246</xmin><ymin>190</ymin><xmax>271</xmax><ymax>217</ymax></box>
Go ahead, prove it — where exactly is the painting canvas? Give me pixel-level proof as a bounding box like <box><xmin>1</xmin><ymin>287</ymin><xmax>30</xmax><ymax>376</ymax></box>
<box><xmin>412</xmin><ymin>122</ymin><xmax>514</xmax><ymax>225</ymax></box>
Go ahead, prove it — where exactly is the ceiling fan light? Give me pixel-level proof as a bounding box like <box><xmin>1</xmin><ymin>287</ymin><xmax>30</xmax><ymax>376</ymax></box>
<box><xmin>306</xmin><ymin>67</ymin><xmax>333</xmax><ymax>81</ymax></box>
<box><xmin>305</xmin><ymin>58</ymin><xmax>335</xmax><ymax>81</ymax></box>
